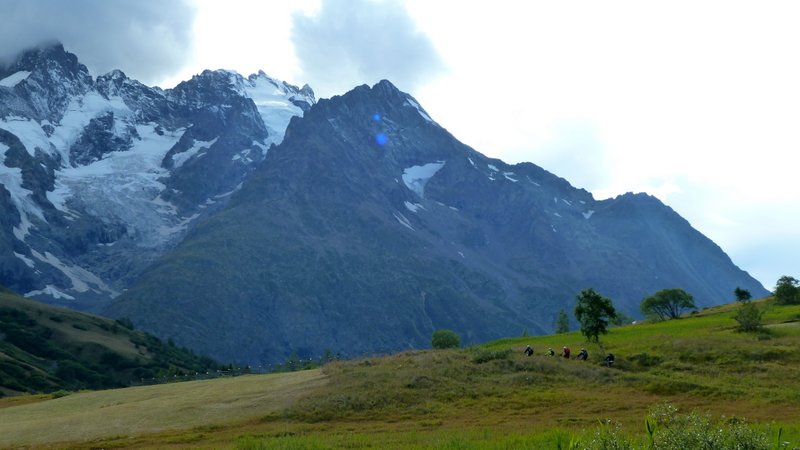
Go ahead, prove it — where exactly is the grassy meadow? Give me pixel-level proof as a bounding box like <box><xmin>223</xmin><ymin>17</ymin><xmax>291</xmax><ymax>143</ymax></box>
<box><xmin>1</xmin><ymin>298</ymin><xmax>799</xmax><ymax>448</ymax></box>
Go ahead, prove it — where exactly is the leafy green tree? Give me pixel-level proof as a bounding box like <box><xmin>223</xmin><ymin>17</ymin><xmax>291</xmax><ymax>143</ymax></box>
<box><xmin>555</xmin><ymin>308</ymin><xmax>570</xmax><ymax>334</ymax></box>
<box><xmin>431</xmin><ymin>329</ymin><xmax>460</xmax><ymax>349</ymax></box>
<box><xmin>734</xmin><ymin>287</ymin><xmax>752</xmax><ymax>302</ymax></box>
<box><xmin>774</xmin><ymin>276</ymin><xmax>800</xmax><ymax>305</ymax></box>
<box><xmin>574</xmin><ymin>288</ymin><xmax>617</xmax><ymax>343</ymax></box>
<box><xmin>733</xmin><ymin>300</ymin><xmax>763</xmax><ymax>332</ymax></box>
<box><xmin>640</xmin><ymin>288</ymin><xmax>696</xmax><ymax>321</ymax></box>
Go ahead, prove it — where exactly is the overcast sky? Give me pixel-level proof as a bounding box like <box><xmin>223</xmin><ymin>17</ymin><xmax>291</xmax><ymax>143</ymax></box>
<box><xmin>1</xmin><ymin>0</ymin><xmax>797</xmax><ymax>291</ymax></box>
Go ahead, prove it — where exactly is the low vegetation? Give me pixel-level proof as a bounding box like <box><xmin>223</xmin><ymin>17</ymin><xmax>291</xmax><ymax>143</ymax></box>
<box><xmin>0</xmin><ymin>289</ymin><xmax>219</xmax><ymax>396</ymax></box>
<box><xmin>2</xmin><ymin>295</ymin><xmax>800</xmax><ymax>448</ymax></box>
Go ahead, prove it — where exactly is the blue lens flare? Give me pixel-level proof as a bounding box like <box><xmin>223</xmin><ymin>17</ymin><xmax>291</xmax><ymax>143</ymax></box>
<box><xmin>372</xmin><ymin>113</ymin><xmax>381</xmax><ymax>122</ymax></box>
<box><xmin>375</xmin><ymin>133</ymin><xmax>388</xmax><ymax>146</ymax></box>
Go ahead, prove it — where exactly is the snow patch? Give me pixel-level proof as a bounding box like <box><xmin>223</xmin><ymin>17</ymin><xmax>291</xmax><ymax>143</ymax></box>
<box><xmin>0</xmin><ymin>116</ymin><xmax>53</xmax><ymax>157</ymax></box>
<box><xmin>393</xmin><ymin>212</ymin><xmax>415</xmax><ymax>231</ymax></box>
<box><xmin>458</xmin><ymin>251</ymin><xmax>465</xmax><ymax>258</ymax></box>
<box><xmin>403</xmin><ymin>97</ymin><xmax>434</xmax><ymax>123</ymax></box>
<box><xmin>0</xmin><ymin>70</ymin><xmax>31</xmax><ymax>87</ymax></box>
<box><xmin>527</xmin><ymin>176</ymin><xmax>541</xmax><ymax>187</ymax></box>
<box><xmin>241</xmin><ymin>73</ymin><xmax>309</xmax><ymax>146</ymax></box>
<box><xmin>24</xmin><ymin>285</ymin><xmax>75</xmax><ymax>301</ymax></box>
<box><xmin>467</xmin><ymin>157</ymin><xmax>476</xmax><ymax>168</ymax></box>
<box><xmin>1</xmin><ymin>149</ymin><xmax>45</xmax><ymax>240</ymax></box>
<box><xmin>404</xmin><ymin>201</ymin><xmax>424</xmax><ymax>213</ymax></box>
<box><xmin>14</xmin><ymin>252</ymin><xmax>36</xmax><ymax>269</ymax></box>
<box><xmin>503</xmin><ymin>172</ymin><xmax>518</xmax><ymax>182</ymax></box>
<box><xmin>30</xmin><ymin>249</ymin><xmax>116</xmax><ymax>295</ymax></box>
<box><xmin>487</xmin><ymin>164</ymin><xmax>499</xmax><ymax>172</ymax></box>
<box><xmin>172</xmin><ymin>137</ymin><xmax>218</xmax><ymax>168</ymax></box>
<box><xmin>561</xmin><ymin>199</ymin><xmax>572</xmax><ymax>206</ymax></box>
<box><xmin>553</xmin><ymin>212</ymin><xmax>562</xmax><ymax>218</ymax></box>
<box><xmin>583</xmin><ymin>210</ymin><xmax>596</xmax><ymax>219</ymax></box>
<box><xmin>402</xmin><ymin>161</ymin><xmax>445</xmax><ymax>198</ymax></box>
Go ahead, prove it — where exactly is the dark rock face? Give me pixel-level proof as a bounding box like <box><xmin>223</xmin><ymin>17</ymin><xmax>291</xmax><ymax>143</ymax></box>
<box><xmin>105</xmin><ymin>80</ymin><xmax>768</xmax><ymax>364</ymax></box>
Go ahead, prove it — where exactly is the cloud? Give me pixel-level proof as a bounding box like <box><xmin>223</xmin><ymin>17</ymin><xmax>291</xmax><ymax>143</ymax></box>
<box><xmin>291</xmin><ymin>0</ymin><xmax>444</xmax><ymax>98</ymax></box>
<box><xmin>0</xmin><ymin>0</ymin><xmax>196</xmax><ymax>85</ymax></box>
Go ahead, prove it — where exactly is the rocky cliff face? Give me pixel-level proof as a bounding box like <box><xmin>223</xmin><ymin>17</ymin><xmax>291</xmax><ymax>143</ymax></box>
<box><xmin>0</xmin><ymin>43</ymin><xmax>314</xmax><ymax>309</ymax></box>
<box><xmin>104</xmin><ymin>80</ymin><xmax>768</xmax><ymax>364</ymax></box>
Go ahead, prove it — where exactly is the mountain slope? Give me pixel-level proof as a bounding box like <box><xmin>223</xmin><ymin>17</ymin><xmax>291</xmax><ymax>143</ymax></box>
<box><xmin>2</xmin><ymin>298</ymin><xmax>800</xmax><ymax>448</ymax></box>
<box><xmin>106</xmin><ymin>80</ymin><xmax>767</xmax><ymax>364</ymax></box>
<box><xmin>0</xmin><ymin>285</ymin><xmax>218</xmax><ymax>396</ymax></box>
<box><xmin>0</xmin><ymin>43</ymin><xmax>314</xmax><ymax>310</ymax></box>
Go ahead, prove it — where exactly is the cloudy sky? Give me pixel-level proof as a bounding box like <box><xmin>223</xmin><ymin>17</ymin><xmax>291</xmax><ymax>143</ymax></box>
<box><xmin>1</xmin><ymin>0</ymin><xmax>797</xmax><ymax>290</ymax></box>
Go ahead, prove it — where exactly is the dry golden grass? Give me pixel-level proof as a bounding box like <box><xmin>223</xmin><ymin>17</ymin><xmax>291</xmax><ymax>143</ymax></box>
<box><xmin>0</xmin><ymin>370</ymin><xmax>326</xmax><ymax>448</ymax></box>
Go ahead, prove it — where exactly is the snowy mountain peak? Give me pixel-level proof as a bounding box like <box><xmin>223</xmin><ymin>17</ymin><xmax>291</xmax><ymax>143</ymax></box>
<box><xmin>0</xmin><ymin>43</ymin><xmax>317</xmax><ymax>306</ymax></box>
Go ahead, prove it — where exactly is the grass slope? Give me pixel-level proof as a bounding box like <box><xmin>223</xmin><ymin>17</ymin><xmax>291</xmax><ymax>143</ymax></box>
<box><xmin>1</xmin><ymin>297</ymin><xmax>799</xmax><ymax>448</ymax></box>
<box><xmin>0</xmin><ymin>288</ymin><xmax>218</xmax><ymax>395</ymax></box>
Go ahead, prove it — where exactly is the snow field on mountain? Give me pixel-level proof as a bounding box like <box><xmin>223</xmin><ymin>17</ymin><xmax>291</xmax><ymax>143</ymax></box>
<box><xmin>240</xmin><ymin>73</ymin><xmax>309</xmax><ymax>146</ymax></box>
<box><xmin>0</xmin><ymin>142</ymin><xmax>45</xmax><ymax>240</ymax></box>
<box><xmin>49</xmin><ymin>123</ymin><xmax>186</xmax><ymax>247</ymax></box>
<box><xmin>402</xmin><ymin>161</ymin><xmax>445</xmax><ymax>198</ymax></box>
<box><xmin>172</xmin><ymin>137</ymin><xmax>218</xmax><ymax>169</ymax></box>
<box><xmin>0</xmin><ymin>71</ymin><xmax>31</xmax><ymax>87</ymax></box>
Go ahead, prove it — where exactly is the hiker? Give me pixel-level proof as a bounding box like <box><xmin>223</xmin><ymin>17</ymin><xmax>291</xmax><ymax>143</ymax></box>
<box><xmin>561</xmin><ymin>346</ymin><xmax>571</xmax><ymax>359</ymax></box>
<box><xmin>577</xmin><ymin>348</ymin><xmax>588</xmax><ymax>361</ymax></box>
<box><xmin>604</xmin><ymin>353</ymin><xmax>615</xmax><ymax>367</ymax></box>
<box><xmin>546</xmin><ymin>348</ymin><xmax>555</xmax><ymax>356</ymax></box>
<box><xmin>524</xmin><ymin>345</ymin><xmax>534</xmax><ymax>356</ymax></box>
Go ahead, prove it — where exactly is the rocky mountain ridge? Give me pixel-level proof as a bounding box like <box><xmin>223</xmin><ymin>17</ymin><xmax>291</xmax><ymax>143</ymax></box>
<box><xmin>0</xmin><ymin>43</ymin><xmax>314</xmax><ymax>308</ymax></box>
<box><xmin>1</xmin><ymin>44</ymin><xmax>768</xmax><ymax>364</ymax></box>
<box><xmin>106</xmin><ymin>80</ymin><xmax>768</xmax><ymax>363</ymax></box>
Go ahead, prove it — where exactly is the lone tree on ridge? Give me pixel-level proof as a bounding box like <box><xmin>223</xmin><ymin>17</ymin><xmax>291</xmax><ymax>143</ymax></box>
<box><xmin>640</xmin><ymin>288</ymin><xmax>696</xmax><ymax>321</ymax></box>
<box><xmin>574</xmin><ymin>288</ymin><xmax>617</xmax><ymax>343</ymax></box>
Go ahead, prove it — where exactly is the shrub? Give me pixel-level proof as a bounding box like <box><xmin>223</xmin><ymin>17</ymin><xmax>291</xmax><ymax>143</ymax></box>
<box><xmin>734</xmin><ymin>301</ymin><xmax>763</xmax><ymax>332</ymax></box>
<box><xmin>648</xmin><ymin>403</ymin><xmax>770</xmax><ymax>450</ymax></box>
<box><xmin>431</xmin><ymin>329</ymin><xmax>460</xmax><ymax>349</ymax></box>
<box><xmin>471</xmin><ymin>348</ymin><xmax>511</xmax><ymax>364</ymax></box>
<box><xmin>576</xmin><ymin>403</ymin><xmax>773</xmax><ymax>449</ymax></box>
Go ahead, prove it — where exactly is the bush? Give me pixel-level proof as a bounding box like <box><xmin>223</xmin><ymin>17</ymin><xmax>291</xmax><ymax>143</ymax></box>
<box><xmin>431</xmin><ymin>329</ymin><xmax>460</xmax><ymax>349</ymax></box>
<box><xmin>577</xmin><ymin>403</ymin><xmax>773</xmax><ymax>449</ymax></box>
<box><xmin>734</xmin><ymin>301</ymin><xmax>763</xmax><ymax>332</ymax></box>
<box><xmin>471</xmin><ymin>349</ymin><xmax>511</xmax><ymax>364</ymax></box>
<box><xmin>648</xmin><ymin>403</ymin><xmax>770</xmax><ymax>450</ymax></box>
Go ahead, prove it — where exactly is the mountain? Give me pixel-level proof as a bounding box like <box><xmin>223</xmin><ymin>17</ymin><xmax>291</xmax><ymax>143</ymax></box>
<box><xmin>0</xmin><ymin>285</ymin><xmax>218</xmax><ymax>396</ymax></box>
<box><xmin>1</xmin><ymin>44</ymin><xmax>767</xmax><ymax>364</ymax></box>
<box><xmin>103</xmin><ymin>80</ymin><xmax>768</xmax><ymax>363</ymax></box>
<box><xmin>0</xmin><ymin>43</ymin><xmax>314</xmax><ymax>310</ymax></box>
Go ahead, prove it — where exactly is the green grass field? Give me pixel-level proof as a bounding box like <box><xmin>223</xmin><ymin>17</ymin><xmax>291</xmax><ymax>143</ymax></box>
<box><xmin>2</xmin><ymin>298</ymin><xmax>799</xmax><ymax>449</ymax></box>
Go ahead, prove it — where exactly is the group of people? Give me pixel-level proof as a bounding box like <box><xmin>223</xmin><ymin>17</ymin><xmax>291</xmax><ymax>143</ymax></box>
<box><xmin>523</xmin><ymin>345</ymin><xmax>615</xmax><ymax>366</ymax></box>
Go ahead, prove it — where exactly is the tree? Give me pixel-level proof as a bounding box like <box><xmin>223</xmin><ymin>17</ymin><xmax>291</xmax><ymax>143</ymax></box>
<box><xmin>640</xmin><ymin>288</ymin><xmax>696</xmax><ymax>321</ymax></box>
<box><xmin>734</xmin><ymin>287</ymin><xmax>752</xmax><ymax>302</ymax></box>
<box><xmin>574</xmin><ymin>288</ymin><xmax>617</xmax><ymax>343</ymax></box>
<box><xmin>555</xmin><ymin>308</ymin><xmax>570</xmax><ymax>334</ymax></box>
<box><xmin>431</xmin><ymin>329</ymin><xmax>460</xmax><ymax>349</ymax></box>
<box><xmin>733</xmin><ymin>299</ymin><xmax>763</xmax><ymax>332</ymax></box>
<box><xmin>774</xmin><ymin>276</ymin><xmax>800</xmax><ymax>305</ymax></box>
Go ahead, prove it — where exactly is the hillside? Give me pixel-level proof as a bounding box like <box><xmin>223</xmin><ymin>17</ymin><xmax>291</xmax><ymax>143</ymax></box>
<box><xmin>0</xmin><ymin>286</ymin><xmax>219</xmax><ymax>396</ymax></box>
<box><xmin>2</xmin><ymin>296</ymin><xmax>799</xmax><ymax>448</ymax></box>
